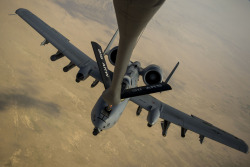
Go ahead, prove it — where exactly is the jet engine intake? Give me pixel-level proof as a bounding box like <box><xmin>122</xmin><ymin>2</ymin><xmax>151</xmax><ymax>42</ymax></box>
<box><xmin>142</xmin><ymin>65</ymin><xmax>163</xmax><ymax>85</ymax></box>
<box><xmin>108</xmin><ymin>46</ymin><xmax>118</xmax><ymax>66</ymax></box>
<box><xmin>147</xmin><ymin>107</ymin><xmax>161</xmax><ymax>127</ymax></box>
<box><xmin>76</xmin><ymin>66</ymin><xmax>91</xmax><ymax>83</ymax></box>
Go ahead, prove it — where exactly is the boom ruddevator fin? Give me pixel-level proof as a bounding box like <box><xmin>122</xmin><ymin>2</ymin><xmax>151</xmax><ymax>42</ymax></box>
<box><xmin>91</xmin><ymin>41</ymin><xmax>112</xmax><ymax>90</ymax></box>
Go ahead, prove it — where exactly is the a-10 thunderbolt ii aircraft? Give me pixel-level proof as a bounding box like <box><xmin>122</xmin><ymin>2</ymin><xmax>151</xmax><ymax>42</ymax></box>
<box><xmin>15</xmin><ymin>2</ymin><xmax>248</xmax><ymax>154</ymax></box>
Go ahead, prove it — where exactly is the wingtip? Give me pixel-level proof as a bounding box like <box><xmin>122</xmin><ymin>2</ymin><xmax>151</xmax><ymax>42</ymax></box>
<box><xmin>244</xmin><ymin>143</ymin><xmax>249</xmax><ymax>154</ymax></box>
<box><xmin>240</xmin><ymin>140</ymin><xmax>249</xmax><ymax>154</ymax></box>
<box><xmin>15</xmin><ymin>8</ymin><xmax>28</xmax><ymax>14</ymax></box>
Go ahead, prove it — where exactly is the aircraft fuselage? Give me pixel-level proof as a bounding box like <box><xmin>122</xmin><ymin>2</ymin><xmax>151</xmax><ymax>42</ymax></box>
<box><xmin>91</xmin><ymin>62</ymin><xmax>140</xmax><ymax>134</ymax></box>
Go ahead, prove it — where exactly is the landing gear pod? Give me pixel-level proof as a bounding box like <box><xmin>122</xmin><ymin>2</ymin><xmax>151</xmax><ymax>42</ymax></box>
<box><xmin>147</xmin><ymin>107</ymin><xmax>161</xmax><ymax>126</ymax></box>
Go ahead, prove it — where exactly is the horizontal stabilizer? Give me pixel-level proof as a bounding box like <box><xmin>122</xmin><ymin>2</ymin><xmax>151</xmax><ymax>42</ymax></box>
<box><xmin>121</xmin><ymin>82</ymin><xmax>171</xmax><ymax>99</ymax></box>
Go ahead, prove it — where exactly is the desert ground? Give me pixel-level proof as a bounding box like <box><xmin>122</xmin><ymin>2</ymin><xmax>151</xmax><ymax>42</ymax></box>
<box><xmin>0</xmin><ymin>0</ymin><xmax>250</xmax><ymax>166</ymax></box>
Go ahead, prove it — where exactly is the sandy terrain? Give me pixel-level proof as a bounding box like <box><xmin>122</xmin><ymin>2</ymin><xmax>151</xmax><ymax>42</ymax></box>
<box><xmin>0</xmin><ymin>0</ymin><xmax>250</xmax><ymax>166</ymax></box>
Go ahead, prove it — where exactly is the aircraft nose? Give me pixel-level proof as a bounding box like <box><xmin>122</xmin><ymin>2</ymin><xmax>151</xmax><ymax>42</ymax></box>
<box><xmin>93</xmin><ymin>117</ymin><xmax>107</xmax><ymax>129</ymax></box>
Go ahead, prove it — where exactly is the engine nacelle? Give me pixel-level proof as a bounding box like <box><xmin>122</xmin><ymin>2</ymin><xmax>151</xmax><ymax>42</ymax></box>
<box><xmin>147</xmin><ymin>107</ymin><xmax>161</xmax><ymax>126</ymax></box>
<box><xmin>142</xmin><ymin>65</ymin><xmax>163</xmax><ymax>85</ymax></box>
<box><xmin>108</xmin><ymin>46</ymin><xmax>118</xmax><ymax>66</ymax></box>
<box><xmin>75</xmin><ymin>66</ymin><xmax>92</xmax><ymax>83</ymax></box>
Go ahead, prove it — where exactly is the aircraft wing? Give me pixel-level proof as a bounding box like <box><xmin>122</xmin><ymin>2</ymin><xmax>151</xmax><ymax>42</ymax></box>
<box><xmin>15</xmin><ymin>8</ymin><xmax>103</xmax><ymax>82</ymax></box>
<box><xmin>130</xmin><ymin>95</ymin><xmax>249</xmax><ymax>153</ymax></box>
